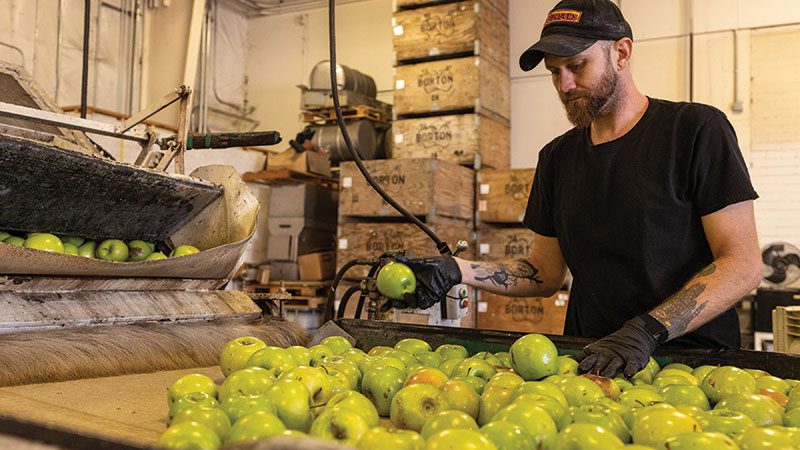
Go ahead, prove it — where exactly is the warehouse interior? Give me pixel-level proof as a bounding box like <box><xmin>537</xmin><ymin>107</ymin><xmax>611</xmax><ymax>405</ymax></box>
<box><xmin>1</xmin><ymin>0</ymin><xmax>800</xmax><ymax>449</ymax></box>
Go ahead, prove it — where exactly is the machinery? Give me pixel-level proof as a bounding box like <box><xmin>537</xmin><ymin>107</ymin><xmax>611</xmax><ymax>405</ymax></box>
<box><xmin>751</xmin><ymin>242</ymin><xmax>800</xmax><ymax>349</ymax></box>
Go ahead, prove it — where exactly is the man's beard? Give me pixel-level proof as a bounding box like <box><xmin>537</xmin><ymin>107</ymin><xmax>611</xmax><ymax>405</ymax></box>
<box><xmin>560</xmin><ymin>61</ymin><xmax>620</xmax><ymax>129</ymax></box>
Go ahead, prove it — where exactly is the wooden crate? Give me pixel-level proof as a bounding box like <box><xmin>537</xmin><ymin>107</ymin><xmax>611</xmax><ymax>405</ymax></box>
<box><xmin>477</xmin><ymin>168</ymin><xmax>535</xmax><ymax>223</ymax></box>
<box><xmin>390</xmin><ymin>113</ymin><xmax>509</xmax><ymax>169</ymax></box>
<box><xmin>394</xmin><ymin>0</ymin><xmax>508</xmax><ymax>18</ymax></box>
<box><xmin>393</xmin><ymin>56</ymin><xmax>509</xmax><ymax>122</ymax></box>
<box><xmin>392</xmin><ymin>0</ymin><xmax>508</xmax><ymax>67</ymax></box>
<box><xmin>475</xmin><ymin>225</ymin><xmax>533</xmax><ymax>261</ymax></box>
<box><xmin>336</xmin><ymin>217</ymin><xmax>474</xmax><ymax>279</ymax></box>
<box><xmin>477</xmin><ymin>290</ymin><xmax>569</xmax><ymax>334</ymax></box>
<box><xmin>339</xmin><ymin>159</ymin><xmax>474</xmax><ymax>221</ymax></box>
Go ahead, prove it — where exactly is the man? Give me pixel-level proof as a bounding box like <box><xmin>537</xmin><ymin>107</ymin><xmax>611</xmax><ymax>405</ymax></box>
<box><xmin>396</xmin><ymin>0</ymin><xmax>762</xmax><ymax>378</ymax></box>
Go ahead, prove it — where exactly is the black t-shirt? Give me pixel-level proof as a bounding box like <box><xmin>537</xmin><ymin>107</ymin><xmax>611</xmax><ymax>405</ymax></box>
<box><xmin>522</xmin><ymin>98</ymin><xmax>758</xmax><ymax>349</ymax></box>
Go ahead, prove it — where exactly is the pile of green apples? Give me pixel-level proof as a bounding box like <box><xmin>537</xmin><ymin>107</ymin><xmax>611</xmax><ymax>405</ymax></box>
<box><xmin>0</xmin><ymin>231</ymin><xmax>200</xmax><ymax>262</ymax></box>
<box><xmin>159</xmin><ymin>333</ymin><xmax>800</xmax><ymax>450</ymax></box>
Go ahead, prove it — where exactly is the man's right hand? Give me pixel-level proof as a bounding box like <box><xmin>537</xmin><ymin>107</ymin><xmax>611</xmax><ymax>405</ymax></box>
<box><xmin>388</xmin><ymin>255</ymin><xmax>462</xmax><ymax>310</ymax></box>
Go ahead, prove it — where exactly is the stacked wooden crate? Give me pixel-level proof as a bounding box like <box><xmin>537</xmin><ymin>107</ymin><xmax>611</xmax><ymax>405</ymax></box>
<box><xmin>390</xmin><ymin>0</ymin><xmax>510</xmax><ymax>169</ymax></box>
<box><xmin>474</xmin><ymin>168</ymin><xmax>570</xmax><ymax>335</ymax></box>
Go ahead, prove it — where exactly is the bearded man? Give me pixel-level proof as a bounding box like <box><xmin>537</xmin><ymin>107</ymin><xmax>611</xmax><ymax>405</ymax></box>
<box><xmin>394</xmin><ymin>0</ymin><xmax>762</xmax><ymax>377</ymax></box>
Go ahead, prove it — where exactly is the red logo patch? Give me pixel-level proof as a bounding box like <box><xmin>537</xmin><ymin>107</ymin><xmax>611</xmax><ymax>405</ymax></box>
<box><xmin>544</xmin><ymin>9</ymin><xmax>582</xmax><ymax>26</ymax></box>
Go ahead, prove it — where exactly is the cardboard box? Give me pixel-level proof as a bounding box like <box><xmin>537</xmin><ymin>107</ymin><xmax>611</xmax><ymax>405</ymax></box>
<box><xmin>298</xmin><ymin>251</ymin><xmax>337</xmax><ymax>281</ymax></box>
<box><xmin>266</xmin><ymin>149</ymin><xmax>332</xmax><ymax>177</ymax></box>
<box><xmin>477</xmin><ymin>290</ymin><xmax>569</xmax><ymax>335</ymax></box>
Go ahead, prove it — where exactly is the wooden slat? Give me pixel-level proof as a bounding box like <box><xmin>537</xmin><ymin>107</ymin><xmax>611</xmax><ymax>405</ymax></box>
<box><xmin>0</xmin><ymin>276</ymin><xmax>226</xmax><ymax>292</ymax></box>
<box><xmin>477</xmin><ymin>291</ymin><xmax>569</xmax><ymax>334</ymax></box>
<box><xmin>242</xmin><ymin>168</ymin><xmax>339</xmax><ymax>190</ymax></box>
<box><xmin>475</xmin><ymin>225</ymin><xmax>533</xmax><ymax>261</ymax></box>
<box><xmin>0</xmin><ymin>290</ymin><xmax>260</xmax><ymax>332</ymax></box>
<box><xmin>394</xmin><ymin>0</ymin><xmax>508</xmax><ymax>18</ymax></box>
<box><xmin>476</xmin><ymin>168</ymin><xmax>535</xmax><ymax>223</ymax></box>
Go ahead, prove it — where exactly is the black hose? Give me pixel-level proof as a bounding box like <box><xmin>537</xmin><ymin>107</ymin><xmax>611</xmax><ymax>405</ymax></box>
<box><xmin>80</xmin><ymin>0</ymin><xmax>90</xmax><ymax>119</ymax></box>
<box><xmin>323</xmin><ymin>258</ymin><xmax>377</xmax><ymax>322</ymax></box>
<box><xmin>336</xmin><ymin>285</ymin><xmax>362</xmax><ymax>319</ymax></box>
<box><xmin>327</xmin><ymin>0</ymin><xmax>451</xmax><ymax>257</ymax></box>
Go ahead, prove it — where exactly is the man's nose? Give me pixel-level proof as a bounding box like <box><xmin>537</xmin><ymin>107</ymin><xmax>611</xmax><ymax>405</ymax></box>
<box><xmin>558</xmin><ymin>72</ymin><xmax>577</xmax><ymax>94</ymax></box>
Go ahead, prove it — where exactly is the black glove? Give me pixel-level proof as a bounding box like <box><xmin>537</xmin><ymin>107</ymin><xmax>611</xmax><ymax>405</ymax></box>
<box><xmin>386</xmin><ymin>255</ymin><xmax>462</xmax><ymax>310</ymax></box>
<box><xmin>575</xmin><ymin>314</ymin><xmax>668</xmax><ymax>378</ymax></box>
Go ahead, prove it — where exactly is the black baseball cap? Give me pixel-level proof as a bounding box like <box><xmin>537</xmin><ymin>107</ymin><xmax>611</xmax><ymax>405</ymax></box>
<box><xmin>519</xmin><ymin>0</ymin><xmax>633</xmax><ymax>71</ymax></box>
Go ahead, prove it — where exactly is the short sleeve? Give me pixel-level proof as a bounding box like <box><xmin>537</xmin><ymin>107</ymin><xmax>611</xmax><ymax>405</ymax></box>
<box><xmin>689</xmin><ymin>110</ymin><xmax>758</xmax><ymax>216</ymax></box>
<box><xmin>522</xmin><ymin>144</ymin><xmax>558</xmax><ymax>237</ymax></box>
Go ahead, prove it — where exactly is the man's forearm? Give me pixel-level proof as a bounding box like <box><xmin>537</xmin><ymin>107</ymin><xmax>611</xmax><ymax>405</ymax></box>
<box><xmin>455</xmin><ymin>257</ymin><xmax>556</xmax><ymax>297</ymax></box>
<box><xmin>649</xmin><ymin>256</ymin><xmax>759</xmax><ymax>341</ymax></box>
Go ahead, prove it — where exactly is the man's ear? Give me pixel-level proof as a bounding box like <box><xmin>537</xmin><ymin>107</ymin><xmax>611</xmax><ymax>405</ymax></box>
<box><xmin>613</xmin><ymin>38</ymin><xmax>633</xmax><ymax>70</ymax></box>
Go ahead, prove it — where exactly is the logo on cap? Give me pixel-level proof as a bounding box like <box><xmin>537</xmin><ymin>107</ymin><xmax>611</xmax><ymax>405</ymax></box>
<box><xmin>544</xmin><ymin>9</ymin><xmax>582</xmax><ymax>26</ymax></box>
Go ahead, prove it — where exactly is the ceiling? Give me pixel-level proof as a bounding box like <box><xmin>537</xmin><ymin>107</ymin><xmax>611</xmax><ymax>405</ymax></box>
<box><xmin>225</xmin><ymin>0</ymin><xmax>370</xmax><ymax>16</ymax></box>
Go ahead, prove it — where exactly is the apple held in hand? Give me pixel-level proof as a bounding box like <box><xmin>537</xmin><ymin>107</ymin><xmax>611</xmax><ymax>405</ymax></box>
<box><xmin>171</xmin><ymin>244</ymin><xmax>200</xmax><ymax>257</ymax></box>
<box><xmin>24</xmin><ymin>233</ymin><xmax>64</xmax><ymax>253</ymax></box>
<box><xmin>219</xmin><ymin>336</ymin><xmax>266</xmax><ymax>377</ymax></box>
<box><xmin>96</xmin><ymin>239</ymin><xmax>129</xmax><ymax>262</ymax></box>
<box><xmin>128</xmin><ymin>240</ymin><xmax>155</xmax><ymax>261</ymax></box>
<box><xmin>376</xmin><ymin>262</ymin><xmax>416</xmax><ymax>301</ymax></box>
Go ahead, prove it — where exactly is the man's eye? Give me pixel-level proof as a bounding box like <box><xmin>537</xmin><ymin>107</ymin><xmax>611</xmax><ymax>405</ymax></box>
<box><xmin>568</xmin><ymin>62</ymin><xmax>584</xmax><ymax>71</ymax></box>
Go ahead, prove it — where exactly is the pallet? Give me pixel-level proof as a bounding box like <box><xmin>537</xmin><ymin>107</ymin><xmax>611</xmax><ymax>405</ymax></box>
<box><xmin>301</xmin><ymin>105</ymin><xmax>390</xmax><ymax>124</ymax></box>
<box><xmin>245</xmin><ymin>280</ymin><xmax>332</xmax><ymax>299</ymax></box>
<box><xmin>242</xmin><ymin>168</ymin><xmax>339</xmax><ymax>190</ymax></box>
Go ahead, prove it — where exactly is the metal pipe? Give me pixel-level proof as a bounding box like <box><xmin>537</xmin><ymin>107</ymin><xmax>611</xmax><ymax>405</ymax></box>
<box><xmin>81</xmin><ymin>0</ymin><xmax>91</xmax><ymax>118</ymax></box>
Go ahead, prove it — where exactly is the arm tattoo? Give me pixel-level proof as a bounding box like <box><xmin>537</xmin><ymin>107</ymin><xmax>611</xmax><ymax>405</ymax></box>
<box><xmin>650</xmin><ymin>284</ymin><xmax>707</xmax><ymax>338</ymax></box>
<box><xmin>697</xmin><ymin>263</ymin><xmax>716</xmax><ymax>277</ymax></box>
<box><xmin>469</xmin><ymin>258</ymin><xmax>544</xmax><ymax>290</ymax></box>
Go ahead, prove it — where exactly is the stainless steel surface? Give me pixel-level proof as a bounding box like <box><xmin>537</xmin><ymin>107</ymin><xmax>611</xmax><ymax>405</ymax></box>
<box><xmin>309</xmin><ymin>61</ymin><xmax>377</xmax><ymax>99</ymax></box>
<box><xmin>311</xmin><ymin>119</ymin><xmax>381</xmax><ymax>163</ymax></box>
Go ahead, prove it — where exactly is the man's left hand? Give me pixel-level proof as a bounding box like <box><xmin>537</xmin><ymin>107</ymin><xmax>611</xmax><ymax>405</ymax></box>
<box><xmin>575</xmin><ymin>314</ymin><xmax>666</xmax><ymax>378</ymax></box>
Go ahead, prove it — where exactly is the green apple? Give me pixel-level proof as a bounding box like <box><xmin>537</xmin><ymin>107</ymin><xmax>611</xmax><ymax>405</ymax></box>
<box><xmin>559</xmin><ymin>375</ymin><xmax>607</xmax><ymax>406</ymax></box>
<box><xmin>311</xmin><ymin>407</ymin><xmax>371</xmax><ymax>446</ymax></box>
<box><xmin>653</xmin><ymin>375</ymin><xmax>695</xmax><ymax>391</ymax></box>
<box><xmin>420</xmin><ymin>409</ymin><xmax>479</xmax><ymax>439</ymax></box>
<box><xmin>24</xmin><ymin>233</ymin><xmax>64</xmax><ymax>253</ymax></box>
<box><xmin>584</xmin><ymin>398</ymin><xmax>634</xmax><ymax>429</ymax></box>
<box><xmin>77</xmin><ymin>240</ymin><xmax>97</xmax><ymax>258</ymax></box>
<box><xmin>367</xmin><ymin>346</ymin><xmax>393</xmax><ymax>356</ymax></box>
<box><xmin>654</xmin><ymin>369</ymin><xmax>699</xmax><ymax>386</ymax></box>
<box><xmin>757</xmin><ymin>376</ymin><xmax>791</xmax><ymax>395</ymax></box>
<box><xmin>552</xmin><ymin>423</ymin><xmax>625</xmax><ymax>450</ymax></box>
<box><xmin>631</xmin><ymin>408</ymin><xmax>700</xmax><ymax>448</ymax></box>
<box><xmin>384</xmin><ymin>349</ymin><xmax>417</xmax><ymax>368</ymax></box>
<box><xmin>309</xmin><ymin>344</ymin><xmax>335</xmax><ymax>366</ymax></box>
<box><xmin>452</xmin><ymin>358</ymin><xmax>497</xmax><ymax>382</ymax></box>
<box><xmin>356</xmin><ymin>427</ymin><xmax>424</xmax><ymax>450</ymax></box>
<box><xmin>376</xmin><ymin>262</ymin><xmax>417</xmax><ymax>300</ymax></box>
<box><xmin>341</xmin><ymin>347</ymin><xmax>368</xmax><ymax>367</ymax></box>
<box><xmin>615</xmin><ymin>377</ymin><xmax>635</xmax><ymax>392</ymax></box>
<box><xmin>714</xmin><ymin>393</ymin><xmax>785</xmax><ymax>427</ymax></box>
<box><xmin>439</xmin><ymin>358</ymin><xmax>464</xmax><ymax>377</ymax></box>
<box><xmin>701</xmin><ymin>366</ymin><xmax>756</xmax><ymax>405</ymax></box>
<box><xmin>219</xmin><ymin>336</ymin><xmax>266</xmax><ymax>377</ymax></box>
<box><xmin>692</xmin><ymin>365</ymin><xmax>718</xmax><ymax>386</ymax></box>
<box><xmin>361</xmin><ymin>365</ymin><xmax>405</xmax><ymax>416</ymax></box>
<box><xmin>320</xmin><ymin>336</ymin><xmax>352</xmax><ymax>355</ymax></box>
<box><xmin>171</xmin><ymin>244</ymin><xmax>200</xmax><ymax>257</ymax></box>
<box><xmin>558</xmin><ymin>355</ymin><xmax>579</xmax><ymax>376</ymax></box>
<box><xmin>371</xmin><ymin>356</ymin><xmax>406</xmax><ymax>376</ymax></box>
<box><xmin>785</xmin><ymin>408</ymin><xmax>800</xmax><ymax>427</ymax></box>
<box><xmin>404</xmin><ymin>367</ymin><xmax>449</xmax><ymax>389</ymax></box>
<box><xmin>218</xmin><ymin>367</ymin><xmax>275</xmax><ymax>403</ymax></box>
<box><xmin>660</xmin><ymin>384</ymin><xmax>710</xmax><ymax>410</ymax></box>
<box><xmin>512</xmin><ymin>393</ymin><xmax>567</xmax><ymax>423</ymax></box>
<box><xmin>168</xmin><ymin>373</ymin><xmax>218</xmax><ymax>405</ymax></box>
<box><xmin>512</xmin><ymin>381</ymin><xmax>569</xmax><ymax>408</ymax></box>
<box><xmin>426</xmin><ymin>429</ymin><xmax>497</xmax><ymax>450</ymax></box>
<box><xmin>3</xmin><ymin>236</ymin><xmax>24</xmax><ymax>246</ymax></box>
<box><xmin>96</xmin><ymin>239</ymin><xmax>128</xmax><ymax>261</ymax></box>
<box><xmin>245</xmin><ymin>346</ymin><xmax>296</xmax><ymax>377</ymax></box>
<box><xmin>287</xmin><ymin>345</ymin><xmax>312</xmax><ymax>366</ymax></box>
<box><xmin>0</xmin><ymin>231</ymin><xmax>10</xmax><ymax>241</ymax></box>
<box><xmin>759</xmin><ymin>388</ymin><xmax>789</xmax><ymax>407</ymax></box>
<box><xmin>61</xmin><ymin>235</ymin><xmax>85</xmax><ymax>247</ymax></box>
<box><xmin>619</xmin><ymin>387</ymin><xmax>664</xmax><ymax>409</ymax></box>
<box><xmin>325</xmin><ymin>390</ymin><xmax>379</xmax><ymax>427</ymax></box>
<box><xmin>281</xmin><ymin>366</ymin><xmax>333</xmax><ymax>406</ymax></box>
<box><xmin>582</xmin><ymin>374</ymin><xmax>622</xmax><ymax>400</ymax></box>
<box><xmin>473</xmin><ymin>352</ymin><xmax>502</xmax><ymax>367</ymax></box>
<box><xmin>320</xmin><ymin>357</ymin><xmax>362</xmax><ymax>391</ymax></box>
<box><xmin>494</xmin><ymin>352</ymin><xmax>512</xmax><ymax>368</ymax></box>
<box><xmin>416</xmin><ymin>351</ymin><xmax>444</xmax><ymax>368</ymax></box>
<box><xmin>128</xmin><ymin>240</ymin><xmax>154</xmax><ymax>261</ymax></box>
<box><xmin>169</xmin><ymin>392</ymin><xmax>221</xmax><ymax>422</ymax></box>
<box><xmin>557</xmin><ymin>404</ymin><xmax>629</xmax><ymax>442</ymax></box>
<box><xmin>171</xmin><ymin>406</ymin><xmax>231</xmax><ymax>440</ymax></box>
<box><xmin>485</xmin><ymin>371</ymin><xmax>524</xmax><ymax>391</ymax></box>
<box><xmin>220</xmin><ymin>394</ymin><xmax>276</xmax><ymax>423</ymax></box>
<box><xmin>697</xmin><ymin>409</ymin><xmax>756</xmax><ymax>438</ymax></box>
<box><xmin>491</xmin><ymin>402</ymin><xmax>557</xmax><ymax>449</ymax></box>
<box><xmin>480</xmin><ymin>421</ymin><xmax>536</xmax><ymax>450</ymax></box>
<box><xmin>62</xmin><ymin>243</ymin><xmax>78</xmax><ymax>255</ymax></box>
<box><xmin>327</xmin><ymin>371</ymin><xmax>349</xmax><ymax>398</ymax></box>
<box><xmin>662</xmin><ymin>363</ymin><xmax>694</xmax><ymax>373</ymax></box>
<box><xmin>265</xmin><ymin>379</ymin><xmax>313</xmax><ymax>432</ymax></box>
<box><xmin>442</xmin><ymin>379</ymin><xmax>480</xmax><ymax>419</ymax></box>
<box><xmin>454</xmin><ymin>375</ymin><xmax>487</xmax><ymax>395</ymax></box>
<box><xmin>477</xmin><ymin>387</ymin><xmax>514</xmax><ymax>425</ymax></box>
<box><xmin>675</xmin><ymin>405</ymin><xmax>706</xmax><ymax>420</ymax></box>
<box><xmin>145</xmin><ymin>252</ymin><xmax>167</xmax><ymax>261</ymax></box>
<box><xmin>395</xmin><ymin>338</ymin><xmax>431</xmax><ymax>355</ymax></box>
<box><xmin>744</xmin><ymin>369</ymin><xmax>770</xmax><ymax>379</ymax></box>
<box><xmin>390</xmin><ymin>383</ymin><xmax>451</xmax><ymax>432</ymax></box>
<box><xmin>157</xmin><ymin>421</ymin><xmax>220</xmax><ymax>450</ymax></box>
<box><xmin>735</xmin><ymin>427</ymin><xmax>796</xmax><ymax>450</ymax></box>
<box><xmin>224</xmin><ymin>411</ymin><xmax>285</xmax><ymax>446</ymax></box>
<box><xmin>435</xmin><ymin>344</ymin><xmax>469</xmax><ymax>360</ymax></box>
<box><xmin>509</xmin><ymin>334</ymin><xmax>558</xmax><ymax>381</ymax></box>
<box><xmin>663</xmin><ymin>431</ymin><xmax>737</xmax><ymax>449</ymax></box>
